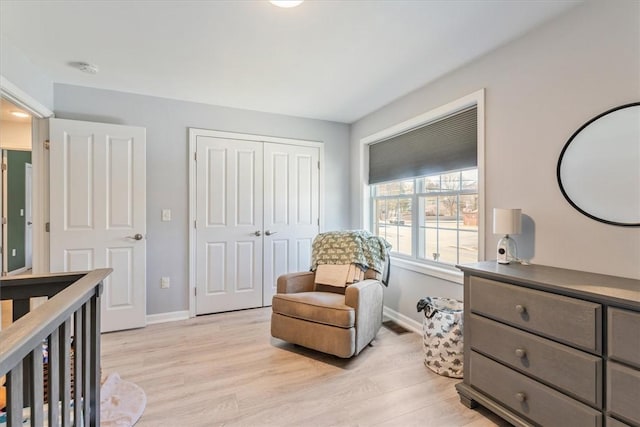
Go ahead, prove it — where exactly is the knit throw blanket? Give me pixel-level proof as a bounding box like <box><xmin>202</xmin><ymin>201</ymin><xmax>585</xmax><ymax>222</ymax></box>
<box><xmin>311</xmin><ymin>230</ymin><xmax>391</xmax><ymax>274</ymax></box>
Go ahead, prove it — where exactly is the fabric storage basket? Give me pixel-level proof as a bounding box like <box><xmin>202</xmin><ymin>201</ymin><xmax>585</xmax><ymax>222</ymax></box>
<box><xmin>417</xmin><ymin>297</ymin><xmax>464</xmax><ymax>378</ymax></box>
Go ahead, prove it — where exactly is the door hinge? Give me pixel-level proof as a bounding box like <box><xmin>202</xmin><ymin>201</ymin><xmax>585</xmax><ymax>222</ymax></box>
<box><xmin>44</xmin><ymin>139</ymin><xmax>50</xmax><ymax>150</ymax></box>
<box><xmin>317</xmin><ymin>218</ymin><xmax>320</xmax><ymax>226</ymax></box>
<box><xmin>317</xmin><ymin>161</ymin><xmax>320</xmax><ymax>169</ymax></box>
<box><xmin>194</xmin><ymin>220</ymin><xmax>197</xmax><ymax>228</ymax></box>
<box><xmin>1</xmin><ymin>217</ymin><xmax>6</xmax><ymax>225</ymax></box>
<box><xmin>1</xmin><ymin>163</ymin><xmax>6</xmax><ymax>171</ymax></box>
<box><xmin>194</xmin><ymin>152</ymin><xmax>197</xmax><ymax>161</ymax></box>
<box><xmin>45</xmin><ymin>222</ymin><xmax>50</xmax><ymax>232</ymax></box>
<box><xmin>195</xmin><ymin>287</ymin><xmax>197</xmax><ymax>296</ymax></box>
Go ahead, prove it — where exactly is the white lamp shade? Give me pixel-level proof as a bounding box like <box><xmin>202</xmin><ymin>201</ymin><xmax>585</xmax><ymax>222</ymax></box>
<box><xmin>493</xmin><ymin>208</ymin><xmax>522</xmax><ymax>235</ymax></box>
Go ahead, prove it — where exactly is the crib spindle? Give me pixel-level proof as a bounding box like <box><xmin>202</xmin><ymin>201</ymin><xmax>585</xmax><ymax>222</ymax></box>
<box><xmin>29</xmin><ymin>346</ymin><xmax>44</xmax><ymax>426</ymax></box>
<box><xmin>6</xmin><ymin>362</ymin><xmax>23</xmax><ymax>427</ymax></box>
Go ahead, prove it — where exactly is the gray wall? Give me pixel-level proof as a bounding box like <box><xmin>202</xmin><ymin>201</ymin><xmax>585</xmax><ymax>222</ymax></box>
<box><xmin>54</xmin><ymin>84</ymin><xmax>351</xmax><ymax>315</ymax></box>
<box><xmin>350</xmin><ymin>0</ymin><xmax>640</xmax><ymax>324</ymax></box>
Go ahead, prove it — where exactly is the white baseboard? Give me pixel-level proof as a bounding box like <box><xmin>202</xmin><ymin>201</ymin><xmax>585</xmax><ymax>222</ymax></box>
<box><xmin>382</xmin><ymin>306</ymin><xmax>422</xmax><ymax>335</ymax></box>
<box><xmin>146</xmin><ymin>310</ymin><xmax>190</xmax><ymax>325</ymax></box>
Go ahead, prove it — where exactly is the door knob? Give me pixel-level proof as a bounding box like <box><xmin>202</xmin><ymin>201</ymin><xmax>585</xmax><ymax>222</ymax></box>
<box><xmin>265</xmin><ymin>230</ymin><xmax>278</xmax><ymax>236</ymax></box>
<box><xmin>254</xmin><ymin>230</ymin><xmax>262</xmax><ymax>236</ymax></box>
<box><xmin>515</xmin><ymin>304</ymin><xmax>526</xmax><ymax>314</ymax></box>
<box><xmin>27</xmin><ymin>221</ymin><xmax>33</xmax><ymax>225</ymax></box>
<box><xmin>515</xmin><ymin>392</ymin><xmax>527</xmax><ymax>402</ymax></box>
<box><xmin>515</xmin><ymin>348</ymin><xmax>527</xmax><ymax>358</ymax></box>
<box><xmin>128</xmin><ymin>233</ymin><xmax>144</xmax><ymax>241</ymax></box>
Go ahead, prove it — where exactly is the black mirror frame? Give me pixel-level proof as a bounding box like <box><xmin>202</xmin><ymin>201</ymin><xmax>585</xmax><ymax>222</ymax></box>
<box><xmin>557</xmin><ymin>102</ymin><xmax>640</xmax><ymax>227</ymax></box>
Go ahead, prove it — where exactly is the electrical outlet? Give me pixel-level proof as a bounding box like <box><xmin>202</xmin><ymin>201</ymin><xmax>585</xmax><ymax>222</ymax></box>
<box><xmin>161</xmin><ymin>209</ymin><xmax>171</xmax><ymax>221</ymax></box>
<box><xmin>11</xmin><ymin>249</ymin><xmax>16</xmax><ymax>257</ymax></box>
<box><xmin>160</xmin><ymin>277</ymin><xmax>170</xmax><ymax>289</ymax></box>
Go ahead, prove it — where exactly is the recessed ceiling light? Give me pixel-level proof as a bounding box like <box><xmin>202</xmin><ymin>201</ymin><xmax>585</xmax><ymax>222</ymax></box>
<box><xmin>10</xmin><ymin>111</ymin><xmax>30</xmax><ymax>118</ymax></box>
<box><xmin>270</xmin><ymin>1</ymin><xmax>304</xmax><ymax>8</ymax></box>
<box><xmin>69</xmin><ymin>61</ymin><xmax>99</xmax><ymax>74</ymax></box>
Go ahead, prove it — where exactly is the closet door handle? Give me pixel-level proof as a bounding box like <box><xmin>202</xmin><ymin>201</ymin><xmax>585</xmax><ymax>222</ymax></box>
<box><xmin>253</xmin><ymin>230</ymin><xmax>262</xmax><ymax>237</ymax></box>
<box><xmin>265</xmin><ymin>230</ymin><xmax>277</xmax><ymax>236</ymax></box>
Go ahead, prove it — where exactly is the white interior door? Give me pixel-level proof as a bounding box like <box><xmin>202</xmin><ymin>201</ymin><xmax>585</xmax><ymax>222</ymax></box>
<box><xmin>24</xmin><ymin>163</ymin><xmax>32</xmax><ymax>269</ymax></box>
<box><xmin>195</xmin><ymin>136</ymin><xmax>263</xmax><ymax>315</ymax></box>
<box><xmin>49</xmin><ymin>118</ymin><xmax>146</xmax><ymax>333</ymax></box>
<box><xmin>263</xmin><ymin>143</ymin><xmax>319</xmax><ymax>306</ymax></box>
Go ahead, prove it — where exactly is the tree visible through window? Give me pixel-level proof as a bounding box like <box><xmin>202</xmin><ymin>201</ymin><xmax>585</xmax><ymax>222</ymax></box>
<box><xmin>372</xmin><ymin>168</ymin><xmax>478</xmax><ymax>266</ymax></box>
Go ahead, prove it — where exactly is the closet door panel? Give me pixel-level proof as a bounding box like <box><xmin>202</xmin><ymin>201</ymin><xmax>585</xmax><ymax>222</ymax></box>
<box><xmin>263</xmin><ymin>143</ymin><xmax>319</xmax><ymax>306</ymax></box>
<box><xmin>195</xmin><ymin>136</ymin><xmax>263</xmax><ymax>314</ymax></box>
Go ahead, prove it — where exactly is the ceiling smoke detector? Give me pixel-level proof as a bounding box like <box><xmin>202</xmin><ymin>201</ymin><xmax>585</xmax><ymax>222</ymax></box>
<box><xmin>70</xmin><ymin>61</ymin><xmax>99</xmax><ymax>74</ymax></box>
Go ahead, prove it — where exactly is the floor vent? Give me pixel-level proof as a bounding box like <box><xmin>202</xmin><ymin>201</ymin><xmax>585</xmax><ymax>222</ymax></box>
<box><xmin>382</xmin><ymin>320</ymin><xmax>411</xmax><ymax>334</ymax></box>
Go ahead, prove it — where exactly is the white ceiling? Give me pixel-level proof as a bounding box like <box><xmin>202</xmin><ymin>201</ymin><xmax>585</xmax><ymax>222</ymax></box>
<box><xmin>0</xmin><ymin>0</ymin><xmax>580</xmax><ymax>123</ymax></box>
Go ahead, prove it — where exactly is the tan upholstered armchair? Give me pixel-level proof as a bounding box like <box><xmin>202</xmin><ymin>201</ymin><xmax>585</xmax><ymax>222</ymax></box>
<box><xmin>271</xmin><ymin>271</ymin><xmax>384</xmax><ymax>358</ymax></box>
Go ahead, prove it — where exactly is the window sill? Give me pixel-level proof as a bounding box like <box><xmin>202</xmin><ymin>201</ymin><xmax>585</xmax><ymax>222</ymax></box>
<box><xmin>390</xmin><ymin>256</ymin><xmax>463</xmax><ymax>285</ymax></box>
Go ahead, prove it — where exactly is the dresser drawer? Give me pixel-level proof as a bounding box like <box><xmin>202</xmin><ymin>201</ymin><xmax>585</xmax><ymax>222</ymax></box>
<box><xmin>608</xmin><ymin>308</ymin><xmax>640</xmax><ymax>369</ymax></box>
<box><xmin>607</xmin><ymin>362</ymin><xmax>640</xmax><ymax>426</ymax></box>
<box><xmin>606</xmin><ymin>417</ymin><xmax>632</xmax><ymax>427</ymax></box>
<box><xmin>470</xmin><ymin>351</ymin><xmax>602</xmax><ymax>427</ymax></box>
<box><xmin>469</xmin><ymin>276</ymin><xmax>602</xmax><ymax>352</ymax></box>
<box><xmin>470</xmin><ymin>313</ymin><xmax>602</xmax><ymax>407</ymax></box>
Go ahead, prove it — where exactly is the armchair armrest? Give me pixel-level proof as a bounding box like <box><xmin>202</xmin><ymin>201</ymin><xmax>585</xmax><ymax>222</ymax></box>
<box><xmin>277</xmin><ymin>271</ymin><xmax>316</xmax><ymax>294</ymax></box>
<box><xmin>345</xmin><ymin>279</ymin><xmax>383</xmax><ymax>310</ymax></box>
<box><xmin>345</xmin><ymin>279</ymin><xmax>384</xmax><ymax>354</ymax></box>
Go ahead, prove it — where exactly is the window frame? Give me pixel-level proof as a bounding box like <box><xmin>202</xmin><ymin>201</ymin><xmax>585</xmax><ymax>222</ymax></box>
<box><xmin>359</xmin><ymin>90</ymin><xmax>485</xmax><ymax>283</ymax></box>
<box><xmin>370</xmin><ymin>169</ymin><xmax>479</xmax><ymax>267</ymax></box>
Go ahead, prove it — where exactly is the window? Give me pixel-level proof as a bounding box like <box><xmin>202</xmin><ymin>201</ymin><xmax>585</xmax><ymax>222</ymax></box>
<box><xmin>363</xmin><ymin>91</ymin><xmax>484</xmax><ymax>271</ymax></box>
<box><xmin>372</xmin><ymin>168</ymin><xmax>478</xmax><ymax>266</ymax></box>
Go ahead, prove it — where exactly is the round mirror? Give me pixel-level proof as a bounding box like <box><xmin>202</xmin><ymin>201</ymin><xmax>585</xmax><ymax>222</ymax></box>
<box><xmin>557</xmin><ymin>103</ymin><xmax>640</xmax><ymax>227</ymax></box>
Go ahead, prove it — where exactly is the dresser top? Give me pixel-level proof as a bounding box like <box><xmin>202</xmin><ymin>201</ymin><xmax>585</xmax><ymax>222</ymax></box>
<box><xmin>457</xmin><ymin>261</ymin><xmax>640</xmax><ymax>310</ymax></box>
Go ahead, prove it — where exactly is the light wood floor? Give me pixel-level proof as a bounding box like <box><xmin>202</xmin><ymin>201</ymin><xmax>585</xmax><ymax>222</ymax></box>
<box><xmin>101</xmin><ymin>308</ymin><xmax>510</xmax><ymax>427</ymax></box>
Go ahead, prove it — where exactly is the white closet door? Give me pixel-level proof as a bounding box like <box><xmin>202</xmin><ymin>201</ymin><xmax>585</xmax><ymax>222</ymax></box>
<box><xmin>195</xmin><ymin>136</ymin><xmax>264</xmax><ymax>315</ymax></box>
<box><xmin>263</xmin><ymin>143</ymin><xmax>319</xmax><ymax>306</ymax></box>
<box><xmin>49</xmin><ymin>118</ymin><xmax>147</xmax><ymax>332</ymax></box>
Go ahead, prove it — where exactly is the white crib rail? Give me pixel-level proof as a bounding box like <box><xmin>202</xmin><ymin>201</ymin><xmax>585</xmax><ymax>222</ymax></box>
<box><xmin>0</xmin><ymin>269</ymin><xmax>111</xmax><ymax>427</ymax></box>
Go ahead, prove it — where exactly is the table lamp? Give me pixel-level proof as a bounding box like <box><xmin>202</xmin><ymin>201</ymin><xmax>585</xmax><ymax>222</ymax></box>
<box><xmin>493</xmin><ymin>208</ymin><xmax>522</xmax><ymax>264</ymax></box>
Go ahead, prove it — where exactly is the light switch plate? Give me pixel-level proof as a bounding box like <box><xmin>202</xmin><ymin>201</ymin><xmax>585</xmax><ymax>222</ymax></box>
<box><xmin>161</xmin><ymin>209</ymin><xmax>171</xmax><ymax>221</ymax></box>
<box><xmin>160</xmin><ymin>277</ymin><xmax>170</xmax><ymax>289</ymax></box>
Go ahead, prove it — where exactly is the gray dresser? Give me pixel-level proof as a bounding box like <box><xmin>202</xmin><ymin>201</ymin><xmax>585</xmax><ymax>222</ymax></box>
<box><xmin>456</xmin><ymin>262</ymin><xmax>640</xmax><ymax>427</ymax></box>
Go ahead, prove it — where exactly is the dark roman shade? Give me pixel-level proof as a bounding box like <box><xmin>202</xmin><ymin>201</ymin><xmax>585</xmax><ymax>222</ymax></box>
<box><xmin>368</xmin><ymin>106</ymin><xmax>477</xmax><ymax>185</ymax></box>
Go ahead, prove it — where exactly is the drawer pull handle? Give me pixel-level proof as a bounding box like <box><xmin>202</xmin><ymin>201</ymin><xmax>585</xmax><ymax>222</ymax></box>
<box><xmin>515</xmin><ymin>348</ymin><xmax>527</xmax><ymax>358</ymax></box>
<box><xmin>515</xmin><ymin>392</ymin><xmax>527</xmax><ymax>402</ymax></box>
<box><xmin>515</xmin><ymin>304</ymin><xmax>526</xmax><ymax>314</ymax></box>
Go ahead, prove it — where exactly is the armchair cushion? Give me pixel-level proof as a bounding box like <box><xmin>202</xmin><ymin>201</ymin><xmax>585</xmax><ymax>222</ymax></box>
<box><xmin>271</xmin><ymin>270</ymin><xmax>384</xmax><ymax>358</ymax></box>
<box><xmin>272</xmin><ymin>292</ymin><xmax>355</xmax><ymax>328</ymax></box>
